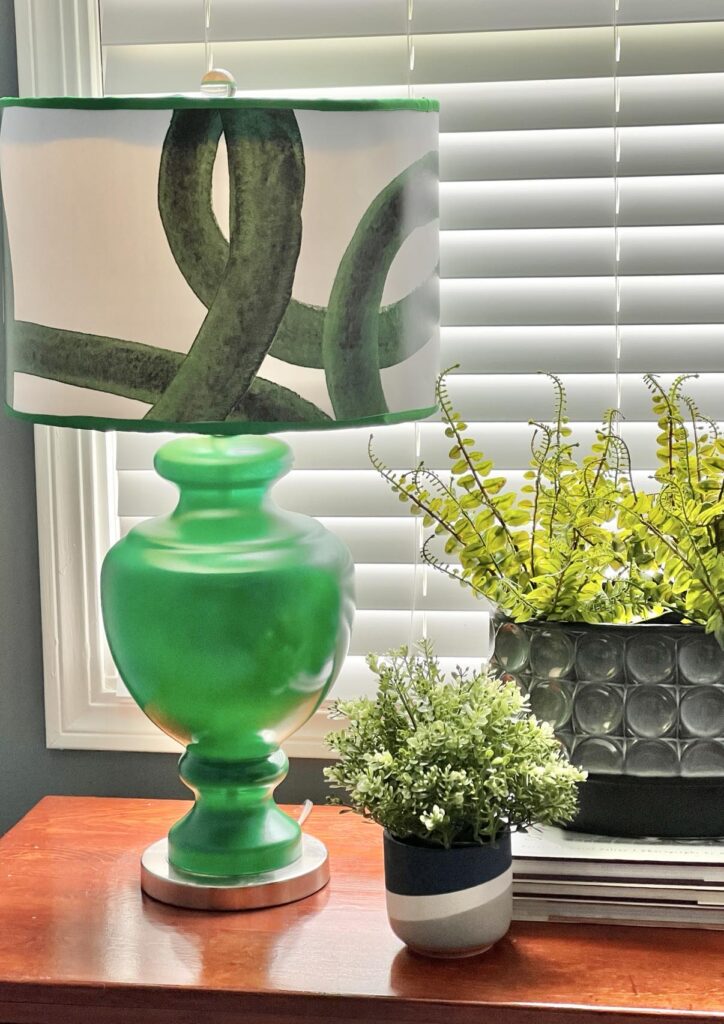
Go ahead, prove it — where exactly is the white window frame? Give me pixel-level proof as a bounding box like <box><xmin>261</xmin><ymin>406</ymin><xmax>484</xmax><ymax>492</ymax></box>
<box><xmin>14</xmin><ymin>0</ymin><xmax>335</xmax><ymax>757</ymax></box>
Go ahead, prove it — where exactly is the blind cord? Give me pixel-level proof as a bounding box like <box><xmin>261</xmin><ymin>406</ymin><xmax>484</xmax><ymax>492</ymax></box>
<box><xmin>614</xmin><ymin>0</ymin><xmax>622</xmax><ymax>417</ymax></box>
<box><xmin>406</xmin><ymin>0</ymin><xmax>426</xmax><ymax>652</ymax></box>
<box><xmin>203</xmin><ymin>0</ymin><xmax>213</xmax><ymax>74</ymax></box>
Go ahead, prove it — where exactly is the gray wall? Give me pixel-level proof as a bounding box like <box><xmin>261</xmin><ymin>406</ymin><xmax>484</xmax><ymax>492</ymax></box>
<box><xmin>0</xmin><ymin>1</ymin><xmax>330</xmax><ymax>834</ymax></box>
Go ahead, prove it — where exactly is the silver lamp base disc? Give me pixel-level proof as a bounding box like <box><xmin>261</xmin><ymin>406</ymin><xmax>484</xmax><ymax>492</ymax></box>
<box><xmin>141</xmin><ymin>835</ymin><xmax>330</xmax><ymax>910</ymax></box>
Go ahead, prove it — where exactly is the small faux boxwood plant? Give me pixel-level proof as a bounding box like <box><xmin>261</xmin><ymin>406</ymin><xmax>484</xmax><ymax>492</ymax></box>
<box><xmin>324</xmin><ymin>644</ymin><xmax>585</xmax><ymax>848</ymax></box>
<box><xmin>370</xmin><ymin>371</ymin><xmax>724</xmax><ymax>645</ymax></box>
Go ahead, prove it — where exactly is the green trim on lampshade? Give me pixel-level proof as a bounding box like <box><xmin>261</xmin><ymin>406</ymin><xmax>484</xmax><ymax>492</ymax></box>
<box><xmin>0</xmin><ymin>96</ymin><xmax>439</xmax><ymax>112</ymax></box>
<box><xmin>5</xmin><ymin>401</ymin><xmax>438</xmax><ymax>434</ymax></box>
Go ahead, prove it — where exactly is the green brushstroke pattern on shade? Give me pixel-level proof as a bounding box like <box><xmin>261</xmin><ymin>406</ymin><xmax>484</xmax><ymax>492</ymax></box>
<box><xmin>147</xmin><ymin>108</ymin><xmax>305</xmax><ymax>422</ymax></box>
<box><xmin>9</xmin><ymin>282</ymin><xmax>437</xmax><ymax>399</ymax></box>
<box><xmin>158</xmin><ymin>109</ymin><xmax>226</xmax><ymax>308</ymax></box>
<box><xmin>10</xmin><ymin>322</ymin><xmax>180</xmax><ymax>405</ymax></box>
<box><xmin>10</xmin><ymin>321</ymin><xmax>329</xmax><ymax>423</ymax></box>
<box><xmin>3</xmin><ymin>108</ymin><xmax>437</xmax><ymax>424</ymax></box>
<box><xmin>157</xmin><ymin>109</ymin><xmax>435</xmax><ymax>371</ymax></box>
<box><xmin>323</xmin><ymin>151</ymin><xmax>439</xmax><ymax>419</ymax></box>
<box><xmin>9</xmin><ymin>105</ymin><xmax>332</xmax><ymax>423</ymax></box>
<box><xmin>272</xmin><ymin>277</ymin><xmax>438</xmax><ymax>369</ymax></box>
<box><xmin>227</xmin><ymin>377</ymin><xmax>330</xmax><ymax>423</ymax></box>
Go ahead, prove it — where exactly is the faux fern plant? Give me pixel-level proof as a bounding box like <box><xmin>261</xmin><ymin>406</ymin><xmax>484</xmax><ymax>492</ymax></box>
<box><xmin>620</xmin><ymin>375</ymin><xmax>724</xmax><ymax>644</ymax></box>
<box><xmin>371</xmin><ymin>371</ymin><xmax>724</xmax><ymax>644</ymax></box>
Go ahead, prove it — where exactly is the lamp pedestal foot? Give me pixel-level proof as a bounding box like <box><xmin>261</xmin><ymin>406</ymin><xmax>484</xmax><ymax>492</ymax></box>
<box><xmin>169</xmin><ymin>748</ymin><xmax>302</xmax><ymax>877</ymax></box>
<box><xmin>140</xmin><ymin>834</ymin><xmax>330</xmax><ymax>910</ymax></box>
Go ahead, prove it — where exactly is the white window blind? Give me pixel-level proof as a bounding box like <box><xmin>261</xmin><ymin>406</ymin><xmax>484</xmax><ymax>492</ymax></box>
<box><xmin>99</xmin><ymin>0</ymin><xmax>724</xmax><ymax>699</ymax></box>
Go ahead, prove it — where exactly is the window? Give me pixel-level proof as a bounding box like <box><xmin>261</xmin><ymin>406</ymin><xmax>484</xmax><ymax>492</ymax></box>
<box><xmin>18</xmin><ymin>0</ymin><xmax>723</xmax><ymax>753</ymax></box>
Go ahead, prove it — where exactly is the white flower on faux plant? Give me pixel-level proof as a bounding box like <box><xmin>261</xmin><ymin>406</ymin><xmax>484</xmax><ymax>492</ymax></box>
<box><xmin>420</xmin><ymin>805</ymin><xmax>446</xmax><ymax>831</ymax></box>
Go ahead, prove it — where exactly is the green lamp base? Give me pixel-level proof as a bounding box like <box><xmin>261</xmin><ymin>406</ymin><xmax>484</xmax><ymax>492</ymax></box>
<box><xmin>101</xmin><ymin>434</ymin><xmax>354</xmax><ymax>892</ymax></box>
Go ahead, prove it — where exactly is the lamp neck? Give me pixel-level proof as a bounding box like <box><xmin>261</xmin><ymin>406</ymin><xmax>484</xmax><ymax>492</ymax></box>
<box><xmin>174</xmin><ymin>483</ymin><xmax>271</xmax><ymax>515</ymax></box>
<box><xmin>153</xmin><ymin>433</ymin><xmax>292</xmax><ymax>528</ymax></box>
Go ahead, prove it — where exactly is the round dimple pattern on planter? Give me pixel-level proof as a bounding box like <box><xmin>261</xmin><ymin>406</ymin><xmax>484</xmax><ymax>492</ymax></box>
<box><xmin>529</xmin><ymin>678</ymin><xmax>572</xmax><ymax>729</ymax></box>
<box><xmin>494</xmin><ymin>622</ymin><xmax>530</xmax><ymax>673</ymax></box>
<box><xmin>573</xmin><ymin>684</ymin><xmax>623</xmax><ymax>736</ymax></box>
<box><xmin>492</xmin><ymin>621</ymin><xmax>724</xmax><ymax>781</ymax></box>
<box><xmin>626</xmin><ymin>685</ymin><xmax>677</xmax><ymax>739</ymax></box>
<box><xmin>529</xmin><ymin>628</ymin><xmax>575</xmax><ymax>678</ymax></box>
<box><xmin>679</xmin><ymin>635</ymin><xmax>724</xmax><ymax>686</ymax></box>
<box><xmin>576</xmin><ymin>633</ymin><xmax>625</xmax><ymax>682</ymax></box>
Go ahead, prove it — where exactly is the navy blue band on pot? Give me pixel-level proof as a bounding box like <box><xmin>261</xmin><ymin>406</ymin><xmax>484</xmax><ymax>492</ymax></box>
<box><xmin>383</xmin><ymin>831</ymin><xmax>512</xmax><ymax>896</ymax></box>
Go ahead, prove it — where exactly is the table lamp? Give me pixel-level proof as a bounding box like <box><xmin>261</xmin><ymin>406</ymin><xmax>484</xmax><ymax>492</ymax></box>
<box><xmin>0</xmin><ymin>85</ymin><xmax>439</xmax><ymax>909</ymax></box>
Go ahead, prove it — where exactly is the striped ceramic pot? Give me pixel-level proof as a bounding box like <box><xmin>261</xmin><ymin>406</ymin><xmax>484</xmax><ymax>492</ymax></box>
<box><xmin>383</xmin><ymin>831</ymin><xmax>512</xmax><ymax>958</ymax></box>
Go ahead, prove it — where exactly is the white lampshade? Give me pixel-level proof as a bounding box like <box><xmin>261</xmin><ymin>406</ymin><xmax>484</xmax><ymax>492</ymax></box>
<box><xmin>0</xmin><ymin>96</ymin><xmax>439</xmax><ymax>432</ymax></box>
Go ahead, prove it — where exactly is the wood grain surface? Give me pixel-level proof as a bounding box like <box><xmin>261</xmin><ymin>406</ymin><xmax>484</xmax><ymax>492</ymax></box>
<box><xmin>0</xmin><ymin>796</ymin><xmax>721</xmax><ymax>1024</ymax></box>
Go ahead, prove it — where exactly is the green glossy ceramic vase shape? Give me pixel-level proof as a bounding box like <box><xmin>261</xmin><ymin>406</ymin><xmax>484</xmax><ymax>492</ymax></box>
<box><xmin>101</xmin><ymin>435</ymin><xmax>354</xmax><ymax>878</ymax></box>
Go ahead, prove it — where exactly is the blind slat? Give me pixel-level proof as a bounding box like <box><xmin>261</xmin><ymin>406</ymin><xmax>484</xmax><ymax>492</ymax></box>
<box><xmin>620</xmin><ymin>1</ymin><xmax>724</xmax><ymax>24</ymax></box>
<box><xmin>619</xmin><ymin>174</ymin><xmax>724</xmax><ymax>224</ymax></box>
<box><xmin>441</xmin><ymin>176</ymin><xmax>724</xmax><ymax>230</ymax></box>
<box><xmin>619</xmin><ymin>275</ymin><xmax>724</xmax><ymax>322</ymax></box>
<box><xmin>442</xmin><ymin>276</ymin><xmax>724</xmax><ymax>325</ymax></box>
<box><xmin>441</xmin><ymin>278</ymin><xmax>615</xmax><ymax>325</ymax></box>
<box><xmin>440</xmin><ymin>326</ymin><xmax>616</xmax><ymax>372</ymax></box>
<box><xmin>441</xmin><ymin>179</ymin><xmax>614</xmax><ymax>229</ymax></box>
<box><xmin>619</xmin><ymin>325</ymin><xmax>724</xmax><ymax>371</ymax></box>
<box><xmin>442</xmin><ymin>126</ymin><xmax>724</xmax><ymax>183</ymax></box>
<box><xmin>619</xmin><ymin>124</ymin><xmax>724</xmax><ymax>175</ymax></box>
<box><xmin>618</xmin><ymin>22</ymin><xmax>724</xmax><ymax>77</ymax></box>
<box><xmin>441</xmin><ymin>228</ymin><xmax>615</xmax><ymax>277</ymax></box>
<box><xmin>439</xmin><ymin>324</ymin><xmax>722</xmax><ymax>374</ymax></box>
<box><xmin>619</xmin><ymin>73</ymin><xmax>724</xmax><ymax>126</ymax></box>
<box><xmin>442</xmin><ymin>226</ymin><xmax>724</xmax><ymax>277</ymax></box>
<box><xmin>349</xmin><ymin>611</ymin><xmax>491</xmax><ymax>658</ymax></box>
<box><xmin>441</xmin><ymin>129</ymin><xmax>613</xmax><ymax>182</ymax></box>
<box><xmin>101</xmin><ymin>0</ymin><xmax>722</xmax><ymax>46</ymax></box>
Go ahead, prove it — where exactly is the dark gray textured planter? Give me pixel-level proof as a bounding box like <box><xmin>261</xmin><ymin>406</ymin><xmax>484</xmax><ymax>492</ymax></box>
<box><xmin>493</xmin><ymin>618</ymin><xmax>724</xmax><ymax>837</ymax></box>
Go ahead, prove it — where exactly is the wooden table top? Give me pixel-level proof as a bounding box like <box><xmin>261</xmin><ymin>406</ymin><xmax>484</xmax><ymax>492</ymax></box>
<box><xmin>0</xmin><ymin>797</ymin><xmax>722</xmax><ymax>1024</ymax></box>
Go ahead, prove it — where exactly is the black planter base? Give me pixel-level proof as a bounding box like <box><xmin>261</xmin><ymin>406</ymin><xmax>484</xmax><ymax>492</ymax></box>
<box><xmin>571</xmin><ymin>775</ymin><xmax>724</xmax><ymax>838</ymax></box>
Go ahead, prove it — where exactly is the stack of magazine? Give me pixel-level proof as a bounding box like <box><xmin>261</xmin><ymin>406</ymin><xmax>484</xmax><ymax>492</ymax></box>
<box><xmin>511</xmin><ymin>827</ymin><xmax>724</xmax><ymax>929</ymax></box>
